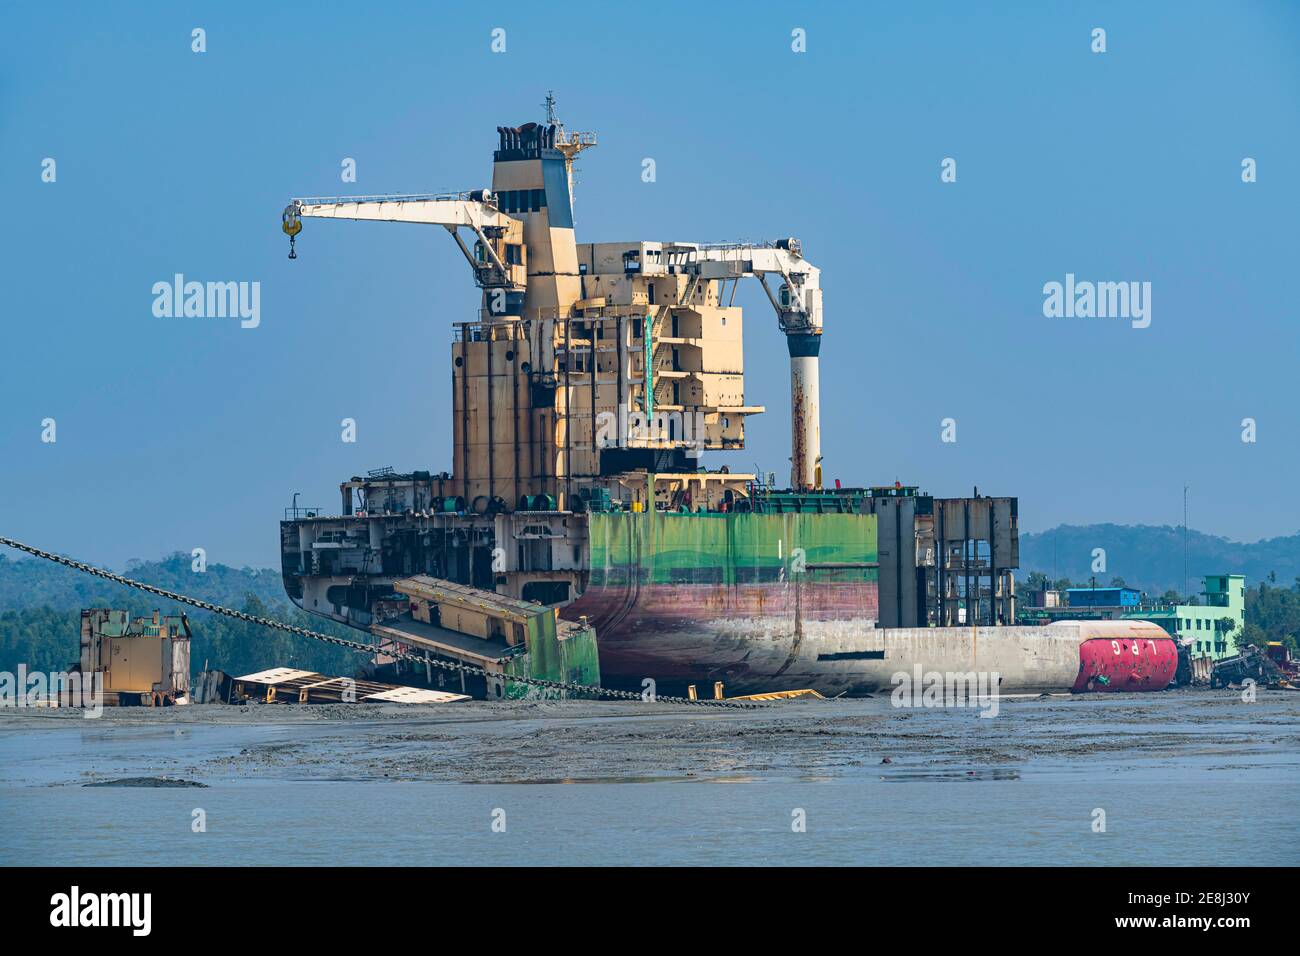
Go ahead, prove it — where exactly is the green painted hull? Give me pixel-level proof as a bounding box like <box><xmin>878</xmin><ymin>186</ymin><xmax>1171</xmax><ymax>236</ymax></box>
<box><xmin>503</xmin><ymin>620</ymin><xmax>602</xmax><ymax>699</ymax></box>
<box><xmin>564</xmin><ymin>511</ymin><xmax>880</xmax><ymax>691</ymax></box>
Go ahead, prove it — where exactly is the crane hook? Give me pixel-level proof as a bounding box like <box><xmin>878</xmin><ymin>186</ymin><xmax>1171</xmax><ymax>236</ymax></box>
<box><xmin>281</xmin><ymin>203</ymin><xmax>302</xmax><ymax>259</ymax></box>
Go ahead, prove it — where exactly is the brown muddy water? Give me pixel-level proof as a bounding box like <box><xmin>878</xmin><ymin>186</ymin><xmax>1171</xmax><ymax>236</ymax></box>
<box><xmin>2</xmin><ymin>689</ymin><xmax>1297</xmax><ymax>866</ymax></box>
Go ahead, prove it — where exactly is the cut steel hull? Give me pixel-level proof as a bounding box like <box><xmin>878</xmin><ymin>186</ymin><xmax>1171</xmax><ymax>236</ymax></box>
<box><xmin>562</xmin><ymin>588</ymin><xmax>1176</xmax><ymax>696</ymax></box>
<box><xmin>278</xmin><ymin>507</ymin><xmax>1178</xmax><ymax>697</ymax></box>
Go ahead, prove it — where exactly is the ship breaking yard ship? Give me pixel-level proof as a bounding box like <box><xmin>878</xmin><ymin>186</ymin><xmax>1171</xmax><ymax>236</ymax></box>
<box><xmin>277</xmin><ymin>103</ymin><xmax>1177</xmax><ymax>701</ymax></box>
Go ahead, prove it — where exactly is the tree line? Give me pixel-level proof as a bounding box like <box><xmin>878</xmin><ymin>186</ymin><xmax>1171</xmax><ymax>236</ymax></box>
<box><xmin>0</xmin><ymin>552</ymin><xmax>367</xmax><ymax>678</ymax></box>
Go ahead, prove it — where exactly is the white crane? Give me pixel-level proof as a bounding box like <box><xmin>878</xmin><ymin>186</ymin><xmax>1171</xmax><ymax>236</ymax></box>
<box><xmin>282</xmin><ymin>191</ymin><xmax>525</xmax><ymax>296</ymax></box>
<box><xmin>664</xmin><ymin>240</ymin><xmax>825</xmax><ymax>492</ymax></box>
<box><xmin>283</xmin><ymin>191</ymin><xmax>827</xmax><ymax>493</ymax></box>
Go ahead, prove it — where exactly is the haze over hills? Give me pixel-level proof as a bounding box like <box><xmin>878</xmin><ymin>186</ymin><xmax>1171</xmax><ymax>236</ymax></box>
<box><xmin>1019</xmin><ymin>525</ymin><xmax>1300</xmax><ymax>596</ymax></box>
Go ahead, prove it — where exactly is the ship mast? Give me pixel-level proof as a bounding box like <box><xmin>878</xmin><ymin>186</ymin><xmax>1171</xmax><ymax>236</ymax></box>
<box><xmin>543</xmin><ymin>92</ymin><xmax>596</xmax><ymax>218</ymax></box>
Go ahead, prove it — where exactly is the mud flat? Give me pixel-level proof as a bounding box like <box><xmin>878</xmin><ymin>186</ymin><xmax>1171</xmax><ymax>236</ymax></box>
<box><xmin>2</xmin><ymin>688</ymin><xmax>1299</xmax><ymax>784</ymax></box>
<box><xmin>2</xmin><ymin>689</ymin><xmax>1297</xmax><ymax>866</ymax></box>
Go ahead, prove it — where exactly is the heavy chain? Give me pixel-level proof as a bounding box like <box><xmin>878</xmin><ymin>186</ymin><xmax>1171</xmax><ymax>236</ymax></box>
<box><xmin>0</xmin><ymin>536</ymin><xmax>754</xmax><ymax>708</ymax></box>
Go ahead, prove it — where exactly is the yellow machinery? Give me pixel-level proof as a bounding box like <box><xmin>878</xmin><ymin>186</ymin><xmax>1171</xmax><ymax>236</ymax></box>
<box><xmin>78</xmin><ymin>609</ymin><xmax>191</xmax><ymax>706</ymax></box>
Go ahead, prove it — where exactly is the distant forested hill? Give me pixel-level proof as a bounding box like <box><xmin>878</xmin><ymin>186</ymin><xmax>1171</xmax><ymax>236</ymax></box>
<box><xmin>1019</xmin><ymin>524</ymin><xmax>1300</xmax><ymax>596</ymax></box>
<box><xmin>0</xmin><ymin>551</ymin><xmax>362</xmax><ymax>677</ymax></box>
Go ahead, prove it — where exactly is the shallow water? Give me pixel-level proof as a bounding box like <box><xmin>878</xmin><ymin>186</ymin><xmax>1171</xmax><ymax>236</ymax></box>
<box><xmin>2</xmin><ymin>691</ymin><xmax>1297</xmax><ymax>866</ymax></box>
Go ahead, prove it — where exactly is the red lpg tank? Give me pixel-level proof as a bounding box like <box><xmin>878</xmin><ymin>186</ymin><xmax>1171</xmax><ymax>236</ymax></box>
<box><xmin>1048</xmin><ymin>620</ymin><xmax>1179</xmax><ymax>692</ymax></box>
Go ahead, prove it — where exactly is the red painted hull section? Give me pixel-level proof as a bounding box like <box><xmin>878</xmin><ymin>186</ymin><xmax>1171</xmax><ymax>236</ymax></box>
<box><xmin>1072</xmin><ymin>636</ymin><xmax>1178</xmax><ymax>692</ymax></box>
<box><xmin>564</xmin><ymin>580</ymin><xmax>880</xmax><ymax>685</ymax></box>
<box><xmin>568</xmin><ymin>581</ymin><xmax>880</xmax><ymax>633</ymax></box>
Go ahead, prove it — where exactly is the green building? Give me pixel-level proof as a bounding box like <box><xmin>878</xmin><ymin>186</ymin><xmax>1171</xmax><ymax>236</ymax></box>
<box><xmin>1123</xmin><ymin>574</ymin><xmax>1245</xmax><ymax>660</ymax></box>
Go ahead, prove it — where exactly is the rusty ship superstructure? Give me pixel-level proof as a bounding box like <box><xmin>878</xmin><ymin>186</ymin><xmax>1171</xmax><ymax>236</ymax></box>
<box><xmin>278</xmin><ymin>104</ymin><xmax>1174</xmax><ymax>697</ymax></box>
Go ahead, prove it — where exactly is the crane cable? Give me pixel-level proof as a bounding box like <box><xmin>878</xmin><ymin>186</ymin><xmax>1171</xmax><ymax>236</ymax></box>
<box><xmin>0</xmin><ymin>535</ymin><xmax>755</xmax><ymax>708</ymax></box>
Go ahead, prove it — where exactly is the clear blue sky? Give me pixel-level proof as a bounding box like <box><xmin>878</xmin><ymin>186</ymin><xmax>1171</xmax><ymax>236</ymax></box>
<box><xmin>2</xmin><ymin>1</ymin><xmax>1297</xmax><ymax>569</ymax></box>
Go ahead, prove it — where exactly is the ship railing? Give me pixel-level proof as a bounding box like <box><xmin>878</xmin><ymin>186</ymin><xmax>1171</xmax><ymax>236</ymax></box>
<box><xmin>456</xmin><ymin>323</ymin><xmax>521</xmax><ymax>342</ymax></box>
<box><xmin>473</xmin><ymin>309</ymin><xmax>532</xmax><ymax>323</ymax></box>
<box><xmin>292</xmin><ymin>191</ymin><xmax>492</xmax><ymax>206</ymax></box>
<box><xmin>461</xmin><ymin>306</ymin><xmax>649</xmax><ymax>324</ymax></box>
<box><xmin>555</xmin><ymin>130</ymin><xmax>598</xmax><ymax>147</ymax></box>
<box><xmin>284</xmin><ymin>506</ymin><xmax>325</xmax><ymax>520</ymax></box>
<box><xmin>544</xmin><ymin>305</ymin><xmax>654</xmax><ymax>321</ymax></box>
<box><xmin>692</xmin><ymin>239</ymin><xmax>782</xmax><ymax>252</ymax></box>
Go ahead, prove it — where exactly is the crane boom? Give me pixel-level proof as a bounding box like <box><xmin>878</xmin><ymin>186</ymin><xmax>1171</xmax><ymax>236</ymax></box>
<box><xmin>687</xmin><ymin>241</ymin><xmax>823</xmax><ymax>335</ymax></box>
<box><xmin>667</xmin><ymin>240</ymin><xmax>825</xmax><ymax>491</ymax></box>
<box><xmin>292</xmin><ymin>193</ymin><xmax>509</xmax><ymax>229</ymax></box>
<box><xmin>284</xmin><ymin>192</ymin><xmax>525</xmax><ymax>293</ymax></box>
